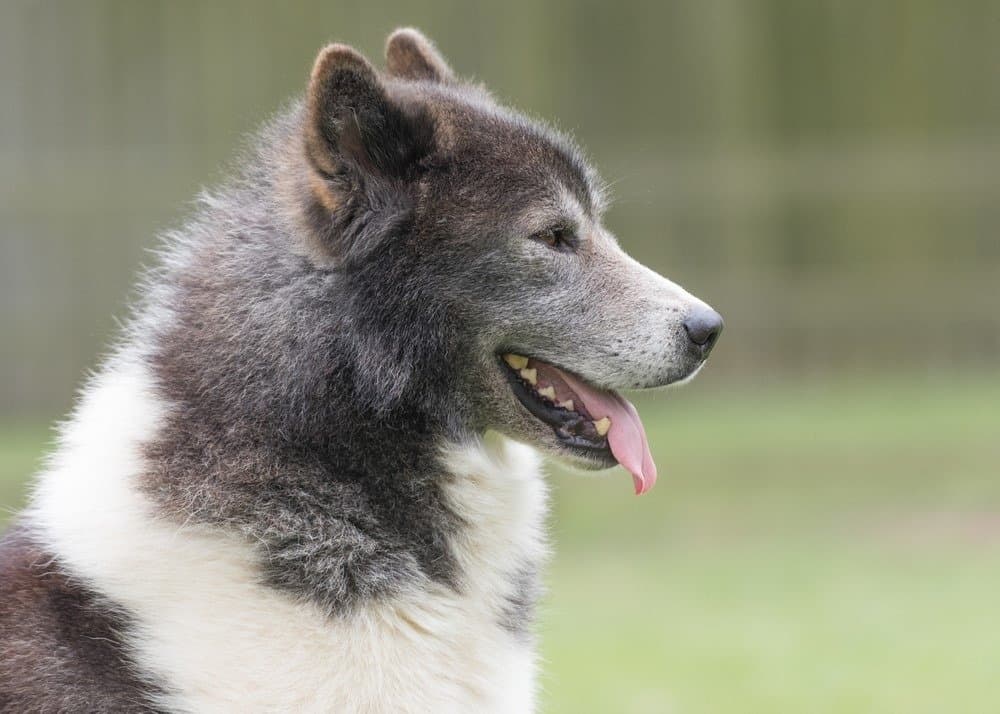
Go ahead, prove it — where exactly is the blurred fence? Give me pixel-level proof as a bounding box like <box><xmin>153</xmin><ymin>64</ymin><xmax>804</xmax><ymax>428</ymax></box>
<box><xmin>2</xmin><ymin>0</ymin><xmax>999</xmax><ymax>416</ymax></box>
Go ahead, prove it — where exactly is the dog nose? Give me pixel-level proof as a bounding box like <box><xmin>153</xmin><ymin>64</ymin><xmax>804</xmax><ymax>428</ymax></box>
<box><xmin>683</xmin><ymin>307</ymin><xmax>723</xmax><ymax>355</ymax></box>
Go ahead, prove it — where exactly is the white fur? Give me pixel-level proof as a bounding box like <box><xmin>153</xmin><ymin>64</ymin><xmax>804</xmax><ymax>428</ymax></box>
<box><xmin>30</xmin><ymin>355</ymin><xmax>548</xmax><ymax>713</ymax></box>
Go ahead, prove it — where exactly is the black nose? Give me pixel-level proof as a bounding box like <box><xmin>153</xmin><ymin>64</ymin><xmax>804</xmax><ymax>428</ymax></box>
<box><xmin>683</xmin><ymin>307</ymin><xmax>724</xmax><ymax>355</ymax></box>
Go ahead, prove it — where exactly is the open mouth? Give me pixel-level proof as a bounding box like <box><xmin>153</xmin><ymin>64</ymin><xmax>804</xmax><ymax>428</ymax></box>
<box><xmin>500</xmin><ymin>353</ymin><xmax>657</xmax><ymax>495</ymax></box>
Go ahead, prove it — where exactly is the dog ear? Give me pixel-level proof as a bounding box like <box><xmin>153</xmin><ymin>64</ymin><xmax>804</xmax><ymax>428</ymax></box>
<box><xmin>305</xmin><ymin>43</ymin><xmax>433</xmax><ymax>180</ymax></box>
<box><xmin>385</xmin><ymin>28</ymin><xmax>453</xmax><ymax>83</ymax></box>
<box><xmin>302</xmin><ymin>44</ymin><xmax>434</xmax><ymax>266</ymax></box>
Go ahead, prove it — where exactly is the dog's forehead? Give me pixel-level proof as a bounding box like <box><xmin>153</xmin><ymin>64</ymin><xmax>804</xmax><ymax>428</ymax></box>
<box><xmin>464</xmin><ymin>115</ymin><xmax>598</xmax><ymax>215</ymax></box>
<box><xmin>400</xmin><ymin>83</ymin><xmax>604</xmax><ymax>217</ymax></box>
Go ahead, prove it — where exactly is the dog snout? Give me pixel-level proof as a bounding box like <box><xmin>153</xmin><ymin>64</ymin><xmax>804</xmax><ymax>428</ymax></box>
<box><xmin>683</xmin><ymin>307</ymin><xmax>723</xmax><ymax>357</ymax></box>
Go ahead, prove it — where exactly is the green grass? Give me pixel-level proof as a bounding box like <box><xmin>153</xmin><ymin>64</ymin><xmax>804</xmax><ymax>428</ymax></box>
<box><xmin>2</xmin><ymin>374</ymin><xmax>999</xmax><ymax>713</ymax></box>
<box><xmin>543</xmin><ymin>374</ymin><xmax>1000</xmax><ymax>713</ymax></box>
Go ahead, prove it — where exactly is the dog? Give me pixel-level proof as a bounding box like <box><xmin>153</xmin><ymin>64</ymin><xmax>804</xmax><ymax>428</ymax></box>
<box><xmin>0</xmin><ymin>29</ymin><xmax>722</xmax><ymax>713</ymax></box>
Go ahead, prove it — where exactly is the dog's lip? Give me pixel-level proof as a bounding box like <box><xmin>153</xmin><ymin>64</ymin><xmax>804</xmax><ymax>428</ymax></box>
<box><xmin>498</xmin><ymin>352</ymin><xmax>658</xmax><ymax>495</ymax></box>
<box><xmin>502</xmin><ymin>364</ymin><xmax>614</xmax><ymax>455</ymax></box>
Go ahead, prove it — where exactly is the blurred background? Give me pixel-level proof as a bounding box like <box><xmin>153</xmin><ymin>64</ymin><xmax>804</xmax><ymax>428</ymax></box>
<box><xmin>1</xmin><ymin>1</ymin><xmax>998</xmax><ymax>712</ymax></box>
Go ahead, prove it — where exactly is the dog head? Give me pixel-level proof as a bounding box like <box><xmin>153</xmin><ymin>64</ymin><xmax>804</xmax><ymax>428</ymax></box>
<box><xmin>294</xmin><ymin>30</ymin><xmax>722</xmax><ymax>493</ymax></box>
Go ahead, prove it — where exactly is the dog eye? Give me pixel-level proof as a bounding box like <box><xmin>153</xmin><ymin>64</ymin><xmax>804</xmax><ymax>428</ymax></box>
<box><xmin>532</xmin><ymin>227</ymin><xmax>576</xmax><ymax>252</ymax></box>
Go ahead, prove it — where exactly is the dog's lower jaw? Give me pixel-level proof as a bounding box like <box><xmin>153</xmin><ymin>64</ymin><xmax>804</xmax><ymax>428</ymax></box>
<box><xmin>28</xmin><ymin>354</ymin><xmax>547</xmax><ymax>713</ymax></box>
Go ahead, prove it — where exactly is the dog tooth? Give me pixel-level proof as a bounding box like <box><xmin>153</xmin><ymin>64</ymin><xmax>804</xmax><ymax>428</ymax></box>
<box><xmin>593</xmin><ymin>417</ymin><xmax>611</xmax><ymax>436</ymax></box>
<box><xmin>557</xmin><ymin>400</ymin><xmax>574</xmax><ymax>411</ymax></box>
<box><xmin>519</xmin><ymin>368</ymin><xmax>537</xmax><ymax>385</ymax></box>
<box><xmin>538</xmin><ymin>385</ymin><xmax>555</xmax><ymax>400</ymax></box>
<box><xmin>504</xmin><ymin>354</ymin><xmax>529</xmax><ymax>370</ymax></box>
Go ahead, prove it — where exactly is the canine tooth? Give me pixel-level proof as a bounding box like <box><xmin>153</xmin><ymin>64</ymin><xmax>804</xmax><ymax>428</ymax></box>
<box><xmin>504</xmin><ymin>354</ymin><xmax>529</xmax><ymax>370</ymax></box>
<box><xmin>594</xmin><ymin>417</ymin><xmax>611</xmax><ymax>436</ymax></box>
<box><xmin>519</xmin><ymin>368</ymin><xmax>537</xmax><ymax>385</ymax></box>
<box><xmin>557</xmin><ymin>400</ymin><xmax>574</xmax><ymax>411</ymax></box>
<box><xmin>538</xmin><ymin>386</ymin><xmax>555</xmax><ymax>400</ymax></box>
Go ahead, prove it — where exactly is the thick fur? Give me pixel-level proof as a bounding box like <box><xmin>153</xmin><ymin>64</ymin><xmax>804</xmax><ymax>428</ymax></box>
<box><xmin>0</xmin><ymin>526</ymin><xmax>167</xmax><ymax>713</ymax></box>
<box><xmin>0</xmin><ymin>29</ymin><xmax>717</xmax><ymax>713</ymax></box>
<box><xmin>24</xmin><ymin>352</ymin><xmax>544</xmax><ymax>712</ymax></box>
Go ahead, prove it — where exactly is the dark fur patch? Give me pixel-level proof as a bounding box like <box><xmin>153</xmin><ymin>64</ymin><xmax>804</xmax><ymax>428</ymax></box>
<box><xmin>142</xmin><ymin>149</ymin><xmax>468</xmax><ymax>611</ymax></box>
<box><xmin>498</xmin><ymin>564</ymin><xmax>543</xmax><ymax>642</ymax></box>
<box><xmin>0</xmin><ymin>526</ymin><xmax>166</xmax><ymax>713</ymax></box>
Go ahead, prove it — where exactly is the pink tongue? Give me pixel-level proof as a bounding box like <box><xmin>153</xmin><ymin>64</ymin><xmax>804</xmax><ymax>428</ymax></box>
<box><xmin>557</xmin><ymin>371</ymin><xmax>658</xmax><ymax>495</ymax></box>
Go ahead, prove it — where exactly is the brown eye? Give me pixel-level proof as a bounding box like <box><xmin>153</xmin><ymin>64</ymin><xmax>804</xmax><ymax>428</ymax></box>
<box><xmin>532</xmin><ymin>227</ymin><xmax>575</xmax><ymax>252</ymax></box>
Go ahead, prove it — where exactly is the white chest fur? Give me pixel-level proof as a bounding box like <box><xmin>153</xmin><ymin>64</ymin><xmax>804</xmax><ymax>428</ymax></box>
<box><xmin>31</xmin><ymin>359</ymin><xmax>548</xmax><ymax>713</ymax></box>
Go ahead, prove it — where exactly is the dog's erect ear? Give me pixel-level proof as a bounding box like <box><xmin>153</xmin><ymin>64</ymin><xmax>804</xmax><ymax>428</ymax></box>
<box><xmin>302</xmin><ymin>44</ymin><xmax>435</xmax><ymax>266</ymax></box>
<box><xmin>385</xmin><ymin>28</ymin><xmax>453</xmax><ymax>83</ymax></box>
<box><xmin>305</xmin><ymin>43</ymin><xmax>433</xmax><ymax>180</ymax></box>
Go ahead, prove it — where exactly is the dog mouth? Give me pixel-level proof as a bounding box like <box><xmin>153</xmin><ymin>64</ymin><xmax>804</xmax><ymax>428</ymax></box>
<box><xmin>500</xmin><ymin>353</ymin><xmax>657</xmax><ymax>495</ymax></box>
